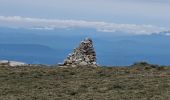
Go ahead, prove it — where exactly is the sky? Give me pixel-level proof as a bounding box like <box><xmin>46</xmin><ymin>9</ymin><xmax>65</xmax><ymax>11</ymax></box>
<box><xmin>0</xmin><ymin>0</ymin><xmax>170</xmax><ymax>35</ymax></box>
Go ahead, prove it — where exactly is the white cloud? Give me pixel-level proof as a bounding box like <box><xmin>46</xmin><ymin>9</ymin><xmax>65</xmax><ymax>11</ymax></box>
<box><xmin>0</xmin><ymin>16</ymin><xmax>168</xmax><ymax>35</ymax></box>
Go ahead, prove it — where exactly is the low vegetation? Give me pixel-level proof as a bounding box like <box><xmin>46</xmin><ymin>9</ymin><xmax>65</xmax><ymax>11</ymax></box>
<box><xmin>0</xmin><ymin>62</ymin><xmax>170</xmax><ymax>100</ymax></box>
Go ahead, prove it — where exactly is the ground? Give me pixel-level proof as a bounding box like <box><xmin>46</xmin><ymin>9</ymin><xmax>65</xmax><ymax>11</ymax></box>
<box><xmin>0</xmin><ymin>63</ymin><xmax>170</xmax><ymax>100</ymax></box>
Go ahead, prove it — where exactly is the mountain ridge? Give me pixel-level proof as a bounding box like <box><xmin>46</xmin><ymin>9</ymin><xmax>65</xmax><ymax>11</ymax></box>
<box><xmin>1</xmin><ymin>27</ymin><xmax>170</xmax><ymax>66</ymax></box>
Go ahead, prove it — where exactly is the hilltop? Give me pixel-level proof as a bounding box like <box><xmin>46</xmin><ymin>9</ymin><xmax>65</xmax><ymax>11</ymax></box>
<box><xmin>0</xmin><ymin>62</ymin><xmax>170</xmax><ymax>100</ymax></box>
<box><xmin>0</xmin><ymin>38</ymin><xmax>170</xmax><ymax>100</ymax></box>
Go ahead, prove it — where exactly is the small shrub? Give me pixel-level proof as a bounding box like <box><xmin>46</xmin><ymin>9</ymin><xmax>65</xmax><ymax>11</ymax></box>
<box><xmin>133</xmin><ymin>62</ymin><xmax>150</xmax><ymax>66</ymax></box>
<box><xmin>157</xmin><ymin>66</ymin><xmax>165</xmax><ymax>71</ymax></box>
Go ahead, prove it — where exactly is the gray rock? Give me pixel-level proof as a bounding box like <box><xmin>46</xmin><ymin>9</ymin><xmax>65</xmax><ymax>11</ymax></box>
<box><xmin>79</xmin><ymin>61</ymin><xmax>88</xmax><ymax>66</ymax></box>
<box><xmin>0</xmin><ymin>60</ymin><xmax>26</xmax><ymax>66</ymax></box>
<box><xmin>62</xmin><ymin>38</ymin><xmax>98</xmax><ymax>67</ymax></box>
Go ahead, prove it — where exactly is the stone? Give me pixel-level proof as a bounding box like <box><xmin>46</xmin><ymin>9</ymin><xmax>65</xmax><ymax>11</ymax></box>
<box><xmin>79</xmin><ymin>61</ymin><xmax>88</xmax><ymax>66</ymax></box>
<box><xmin>9</xmin><ymin>61</ymin><xmax>26</xmax><ymax>67</ymax></box>
<box><xmin>0</xmin><ymin>60</ymin><xmax>26</xmax><ymax>66</ymax></box>
<box><xmin>62</xmin><ymin>38</ymin><xmax>98</xmax><ymax>67</ymax></box>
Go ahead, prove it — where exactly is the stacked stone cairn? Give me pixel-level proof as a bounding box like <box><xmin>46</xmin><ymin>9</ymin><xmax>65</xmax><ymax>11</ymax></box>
<box><xmin>63</xmin><ymin>38</ymin><xmax>97</xmax><ymax>67</ymax></box>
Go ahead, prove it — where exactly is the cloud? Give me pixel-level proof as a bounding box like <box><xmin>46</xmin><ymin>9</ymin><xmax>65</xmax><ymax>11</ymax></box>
<box><xmin>0</xmin><ymin>16</ymin><xmax>168</xmax><ymax>35</ymax></box>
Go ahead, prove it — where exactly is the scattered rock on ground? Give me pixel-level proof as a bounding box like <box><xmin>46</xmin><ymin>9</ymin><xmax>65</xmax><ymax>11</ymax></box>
<box><xmin>0</xmin><ymin>60</ymin><xmax>27</xmax><ymax>66</ymax></box>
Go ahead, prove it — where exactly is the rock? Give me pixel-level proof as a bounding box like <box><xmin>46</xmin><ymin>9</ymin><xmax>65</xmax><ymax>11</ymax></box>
<box><xmin>62</xmin><ymin>38</ymin><xmax>98</xmax><ymax>67</ymax></box>
<box><xmin>0</xmin><ymin>60</ymin><xmax>9</xmax><ymax>65</ymax></box>
<box><xmin>79</xmin><ymin>61</ymin><xmax>88</xmax><ymax>66</ymax></box>
<box><xmin>9</xmin><ymin>61</ymin><xmax>26</xmax><ymax>67</ymax></box>
<box><xmin>0</xmin><ymin>60</ymin><xmax>26</xmax><ymax>66</ymax></box>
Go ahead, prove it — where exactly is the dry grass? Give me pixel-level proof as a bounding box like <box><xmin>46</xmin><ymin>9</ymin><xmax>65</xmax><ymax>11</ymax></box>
<box><xmin>0</xmin><ymin>63</ymin><xmax>170</xmax><ymax>100</ymax></box>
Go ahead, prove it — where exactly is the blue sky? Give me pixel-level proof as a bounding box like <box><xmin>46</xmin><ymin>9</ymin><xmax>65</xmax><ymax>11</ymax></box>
<box><xmin>0</xmin><ymin>0</ymin><xmax>170</xmax><ymax>34</ymax></box>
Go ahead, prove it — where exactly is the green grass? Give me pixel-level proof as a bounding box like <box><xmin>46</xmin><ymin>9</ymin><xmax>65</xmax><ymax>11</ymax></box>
<box><xmin>0</xmin><ymin>63</ymin><xmax>170</xmax><ymax>100</ymax></box>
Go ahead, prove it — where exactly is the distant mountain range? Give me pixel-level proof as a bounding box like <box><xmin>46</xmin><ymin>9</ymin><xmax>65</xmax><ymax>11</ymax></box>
<box><xmin>0</xmin><ymin>27</ymin><xmax>170</xmax><ymax>66</ymax></box>
<box><xmin>0</xmin><ymin>44</ymin><xmax>62</xmax><ymax>64</ymax></box>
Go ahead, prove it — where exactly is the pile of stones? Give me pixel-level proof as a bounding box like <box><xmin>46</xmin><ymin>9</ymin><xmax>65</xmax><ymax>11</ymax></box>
<box><xmin>62</xmin><ymin>38</ymin><xmax>97</xmax><ymax>67</ymax></box>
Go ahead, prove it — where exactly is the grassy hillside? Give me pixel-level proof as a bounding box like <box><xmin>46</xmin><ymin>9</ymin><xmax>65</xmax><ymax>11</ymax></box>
<box><xmin>0</xmin><ymin>63</ymin><xmax>170</xmax><ymax>100</ymax></box>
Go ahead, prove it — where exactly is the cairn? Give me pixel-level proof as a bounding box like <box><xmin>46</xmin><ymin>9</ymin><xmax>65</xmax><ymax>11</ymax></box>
<box><xmin>62</xmin><ymin>38</ymin><xmax>97</xmax><ymax>67</ymax></box>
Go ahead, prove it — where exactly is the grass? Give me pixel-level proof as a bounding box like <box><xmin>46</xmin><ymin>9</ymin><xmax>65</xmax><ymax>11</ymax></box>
<box><xmin>0</xmin><ymin>63</ymin><xmax>170</xmax><ymax>100</ymax></box>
